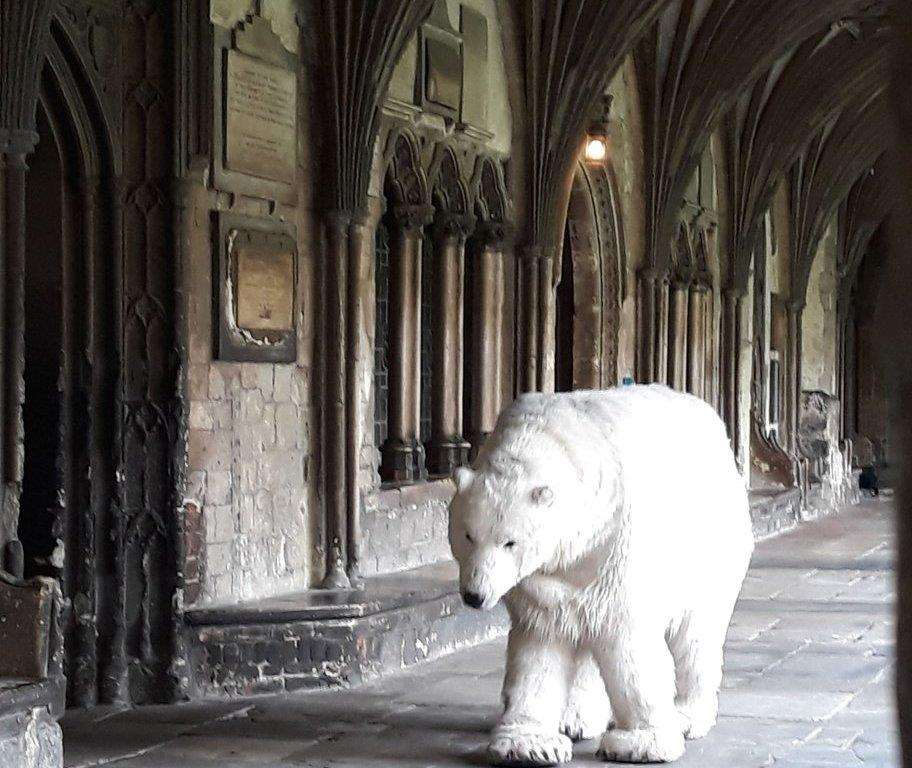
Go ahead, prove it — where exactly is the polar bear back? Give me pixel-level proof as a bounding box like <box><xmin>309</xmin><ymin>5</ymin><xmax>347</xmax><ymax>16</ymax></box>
<box><xmin>480</xmin><ymin>384</ymin><xmax>751</xmax><ymax>601</ymax></box>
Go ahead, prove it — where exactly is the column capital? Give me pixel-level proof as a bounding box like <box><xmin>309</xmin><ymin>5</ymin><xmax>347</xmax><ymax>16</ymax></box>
<box><xmin>474</xmin><ymin>220</ymin><xmax>511</xmax><ymax>250</ymax></box>
<box><xmin>432</xmin><ymin>211</ymin><xmax>475</xmax><ymax>241</ymax></box>
<box><xmin>391</xmin><ymin>203</ymin><xmax>434</xmax><ymax>231</ymax></box>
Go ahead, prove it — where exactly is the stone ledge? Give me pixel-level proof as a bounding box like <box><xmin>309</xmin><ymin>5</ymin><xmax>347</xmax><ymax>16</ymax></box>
<box><xmin>182</xmin><ymin>561</ymin><xmax>508</xmax><ymax>699</ymax></box>
<box><xmin>749</xmin><ymin>486</ymin><xmax>803</xmax><ymax>539</ymax></box>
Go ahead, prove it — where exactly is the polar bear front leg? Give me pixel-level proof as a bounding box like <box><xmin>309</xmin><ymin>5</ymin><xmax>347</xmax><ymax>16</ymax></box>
<box><xmin>488</xmin><ymin>627</ymin><xmax>574</xmax><ymax>767</ymax></box>
<box><xmin>594</xmin><ymin>632</ymin><xmax>685</xmax><ymax>763</ymax></box>
<box><xmin>560</xmin><ymin>651</ymin><xmax>613</xmax><ymax>741</ymax></box>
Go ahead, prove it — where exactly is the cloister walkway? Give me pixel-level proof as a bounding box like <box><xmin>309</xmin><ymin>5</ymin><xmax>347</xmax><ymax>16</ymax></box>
<box><xmin>63</xmin><ymin>498</ymin><xmax>898</xmax><ymax>768</ymax></box>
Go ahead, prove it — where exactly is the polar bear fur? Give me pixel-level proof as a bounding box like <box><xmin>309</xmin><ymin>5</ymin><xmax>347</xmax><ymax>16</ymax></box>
<box><xmin>448</xmin><ymin>385</ymin><xmax>753</xmax><ymax>765</ymax></box>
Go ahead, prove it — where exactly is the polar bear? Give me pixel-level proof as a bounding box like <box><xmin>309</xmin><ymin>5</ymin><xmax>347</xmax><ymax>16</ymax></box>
<box><xmin>448</xmin><ymin>385</ymin><xmax>753</xmax><ymax>765</ymax></box>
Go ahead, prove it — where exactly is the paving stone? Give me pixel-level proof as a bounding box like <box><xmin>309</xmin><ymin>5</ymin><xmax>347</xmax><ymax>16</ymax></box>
<box><xmin>62</xmin><ymin>499</ymin><xmax>898</xmax><ymax>768</ymax></box>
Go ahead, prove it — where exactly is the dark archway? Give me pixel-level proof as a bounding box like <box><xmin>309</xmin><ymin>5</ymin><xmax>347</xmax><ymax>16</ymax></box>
<box><xmin>555</xmin><ymin>163</ymin><xmax>624</xmax><ymax>392</ymax></box>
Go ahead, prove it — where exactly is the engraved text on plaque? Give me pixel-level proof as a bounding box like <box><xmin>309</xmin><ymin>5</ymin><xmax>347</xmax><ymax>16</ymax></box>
<box><xmin>225</xmin><ymin>49</ymin><xmax>296</xmax><ymax>184</ymax></box>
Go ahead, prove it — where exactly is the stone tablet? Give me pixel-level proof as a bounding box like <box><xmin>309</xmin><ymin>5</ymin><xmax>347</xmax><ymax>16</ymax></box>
<box><xmin>225</xmin><ymin>49</ymin><xmax>296</xmax><ymax>184</ymax></box>
<box><xmin>235</xmin><ymin>242</ymin><xmax>294</xmax><ymax>332</ymax></box>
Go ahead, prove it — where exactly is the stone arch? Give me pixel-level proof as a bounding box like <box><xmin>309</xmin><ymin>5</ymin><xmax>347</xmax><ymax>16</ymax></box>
<box><xmin>18</xmin><ymin>18</ymin><xmax>124</xmax><ymax>706</ymax></box>
<box><xmin>382</xmin><ymin>130</ymin><xmax>430</xmax><ymax>211</ymax></box>
<box><xmin>555</xmin><ymin>162</ymin><xmax>624</xmax><ymax>391</ymax></box>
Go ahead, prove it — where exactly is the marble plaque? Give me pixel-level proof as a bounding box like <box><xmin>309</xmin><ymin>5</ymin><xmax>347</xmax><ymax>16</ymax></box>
<box><xmin>225</xmin><ymin>49</ymin><xmax>296</xmax><ymax>183</ymax></box>
<box><xmin>236</xmin><ymin>244</ymin><xmax>294</xmax><ymax>332</ymax></box>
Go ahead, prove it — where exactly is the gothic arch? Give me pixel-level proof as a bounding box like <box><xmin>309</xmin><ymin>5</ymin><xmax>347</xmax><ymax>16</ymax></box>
<box><xmin>556</xmin><ymin>161</ymin><xmax>624</xmax><ymax>390</ymax></box>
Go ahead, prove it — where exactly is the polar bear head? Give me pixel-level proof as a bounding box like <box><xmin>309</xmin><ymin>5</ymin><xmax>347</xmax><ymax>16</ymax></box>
<box><xmin>448</xmin><ymin>453</ymin><xmax>615</xmax><ymax>610</ymax></box>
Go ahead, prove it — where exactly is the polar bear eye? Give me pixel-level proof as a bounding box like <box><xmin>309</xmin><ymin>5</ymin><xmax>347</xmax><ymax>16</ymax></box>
<box><xmin>465</xmin><ymin>532</ymin><xmax>474</xmax><ymax>543</ymax></box>
<box><xmin>504</xmin><ymin>541</ymin><xmax>516</xmax><ymax>549</ymax></box>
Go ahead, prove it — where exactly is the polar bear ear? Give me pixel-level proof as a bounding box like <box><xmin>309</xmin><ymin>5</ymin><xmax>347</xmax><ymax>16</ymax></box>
<box><xmin>454</xmin><ymin>467</ymin><xmax>475</xmax><ymax>493</ymax></box>
<box><xmin>530</xmin><ymin>485</ymin><xmax>554</xmax><ymax>507</ymax></box>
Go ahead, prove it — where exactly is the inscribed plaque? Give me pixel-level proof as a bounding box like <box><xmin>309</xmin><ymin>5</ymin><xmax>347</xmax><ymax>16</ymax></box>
<box><xmin>236</xmin><ymin>245</ymin><xmax>294</xmax><ymax>331</ymax></box>
<box><xmin>225</xmin><ymin>49</ymin><xmax>296</xmax><ymax>183</ymax></box>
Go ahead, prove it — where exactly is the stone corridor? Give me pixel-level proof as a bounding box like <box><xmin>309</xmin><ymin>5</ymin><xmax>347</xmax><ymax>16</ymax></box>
<box><xmin>62</xmin><ymin>498</ymin><xmax>897</xmax><ymax>768</ymax></box>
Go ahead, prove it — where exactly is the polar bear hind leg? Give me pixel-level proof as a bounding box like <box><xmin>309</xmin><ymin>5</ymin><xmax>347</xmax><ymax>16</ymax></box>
<box><xmin>560</xmin><ymin>651</ymin><xmax>613</xmax><ymax>741</ymax></box>
<box><xmin>667</xmin><ymin>614</ymin><xmax>725</xmax><ymax>740</ymax></box>
<box><xmin>488</xmin><ymin>627</ymin><xmax>574</xmax><ymax>767</ymax></box>
<box><xmin>594</xmin><ymin>632</ymin><xmax>685</xmax><ymax>763</ymax></box>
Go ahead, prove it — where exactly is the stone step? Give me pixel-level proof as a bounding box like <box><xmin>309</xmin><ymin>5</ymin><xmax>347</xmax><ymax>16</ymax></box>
<box><xmin>749</xmin><ymin>486</ymin><xmax>802</xmax><ymax>539</ymax></box>
<box><xmin>182</xmin><ymin>561</ymin><xmax>509</xmax><ymax>699</ymax></box>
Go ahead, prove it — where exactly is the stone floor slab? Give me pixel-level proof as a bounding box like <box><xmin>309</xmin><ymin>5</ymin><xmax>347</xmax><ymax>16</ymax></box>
<box><xmin>62</xmin><ymin>497</ymin><xmax>898</xmax><ymax>768</ymax></box>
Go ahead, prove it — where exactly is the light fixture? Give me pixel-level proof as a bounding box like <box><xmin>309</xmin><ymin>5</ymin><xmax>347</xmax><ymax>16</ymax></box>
<box><xmin>583</xmin><ymin>94</ymin><xmax>613</xmax><ymax>165</ymax></box>
<box><xmin>584</xmin><ymin>136</ymin><xmax>608</xmax><ymax>163</ymax></box>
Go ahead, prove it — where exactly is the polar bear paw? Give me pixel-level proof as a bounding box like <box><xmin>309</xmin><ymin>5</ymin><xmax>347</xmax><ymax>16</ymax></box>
<box><xmin>676</xmin><ymin>698</ymin><xmax>718</xmax><ymax>740</ymax></box>
<box><xmin>560</xmin><ymin>700</ymin><xmax>613</xmax><ymax>742</ymax></box>
<box><xmin>596</xmin><ymin>727</ymin><xmax>685</xmax><ymax>763</ymax></box>
<box><xmin>488</xmin><ymin>727</ymin><xmax>573</xmax><ymax>767</ymax></box>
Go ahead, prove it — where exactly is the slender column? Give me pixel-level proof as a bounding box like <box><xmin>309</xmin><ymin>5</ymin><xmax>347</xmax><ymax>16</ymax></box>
<box><xmin>636</xmin><ymin>268</ymin><xmax>658</xmax><ymax>383</ymax></box>
<box><xmin>426</xmin><ymin>213</ymin><xmax>473</xmax><ymax>476</ymax></box>
<box><xmin>687</xmin><ymin>283</ymin><xmax>709</xmax><ymax>399</ymax></box>
<box><xmin>654</xmin><ymin>273</ymin><xmax>671</xmax><ymax>385</ymax></box>
<box><xmin>538</xmin><ymin>249</ymin><xmax>555</xmax><ymax>393</ymax></box>
<box><xmin>466</xmin><ymin>227</ymin><xmax>506</xmax><ymax>455</ymax></box>
<box><xmin>720</xmin><ymin>288</ymin><xmax>743</xmax><ymax>450</ymax></box>
<box><xmin>321</xmin><ymin>212</ymin><xmax>351</xmax><ymax>589</ymax></box>
<box><xmin>518</xmin><ymin>246</ymin><xmax>540</xmax><ymax>392</ymax></box>
<box><xmin>345</xmin><ymin>209</ymin><xmax>375</xmax><ymax>585</ymax></box>
<box><xmin>381</xmin><ymin>205</ymin><xmax>433</xmax><ymax>482</ymax></box>
<box><xmin>785</xmin><ymin>302</ymin><xmax>803</xmax><ymax>454</ymax></box>
<box><xmin>0</xmin><ymin>141</ymin><xmax>34</xmax><ymax>577</ymax></box>
<box><xmin>669</xmin><ymin>281</ymin><xmax>689</xmax><ymax>391</ymax></box>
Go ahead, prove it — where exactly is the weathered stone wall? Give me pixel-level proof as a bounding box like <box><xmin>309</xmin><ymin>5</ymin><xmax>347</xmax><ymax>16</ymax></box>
<box><xmin>360</xmin><ymin>482</ymin><xmax>454</xmax><ymax>577</ymax></box>
<box><xmin>180</xmin><ymin>3</ymin><xmax>319</xmax><ymax>607</ymax></box>
<box><xmin>0</xmin><ymin>708</ymin><xmax>62</xmax><ymax>768</ymax></box>
<box><xmin>802</xmin><ymin>222</ymin><xmax>839</xmax><ymax>395</ymax></box>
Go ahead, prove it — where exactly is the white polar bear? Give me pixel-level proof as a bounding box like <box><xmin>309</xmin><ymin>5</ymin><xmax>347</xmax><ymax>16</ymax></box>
<box><xmin>448</xmin><ymin>385</ymin><xmax>753</xmax><ymax>765</ymax></box>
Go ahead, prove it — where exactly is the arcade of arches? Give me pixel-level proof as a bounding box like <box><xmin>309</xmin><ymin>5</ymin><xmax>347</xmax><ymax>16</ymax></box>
<box><xmin>0</xmin><ymin>1</ymin><xmax>909</xmax><ymax>765</ymax></box>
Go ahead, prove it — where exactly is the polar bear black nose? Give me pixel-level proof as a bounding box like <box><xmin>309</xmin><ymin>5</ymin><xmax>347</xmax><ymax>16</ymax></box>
<box><xmin>463</xmin><ymin>590</ymin><xmax>484</xmax><ymax>609</ymax></box>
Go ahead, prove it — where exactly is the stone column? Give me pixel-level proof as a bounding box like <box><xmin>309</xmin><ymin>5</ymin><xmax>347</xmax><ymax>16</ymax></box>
<box><xmin>321</xmin><ymin>212</ymin><xmax>351</xmax><ymax>589</ymax></box>
<box><xmin>0</xmin><ymin>0</ymin><xmax>53</xmax><ymax>576</ymax></box>
<box><xmin>636</xmin><ymin>268</ymin><xmax>658</xmax><ymax>383</ymax></box>
<box><xmin>687</xmin><ymin>283</ymin><xmax>709</xmax><ymax>399</ymax></box>
<box><xmin>380</xmin><ymin>205</ymin><xmax>433</xmax><ymax>483</ymax></box>
<box><xmin>785</xmin><ymin>302</ymin><xmax>803</xmax><ymax>454</ymax></box>
<box><xmin>426</xmin><ymin>213</ymin><xmax>473</xmax><ymax>476</ymax></box>
<box><xmin>720</xmin><ymin>288</ymin><xmax>743</xmax><ymax>451</ymax></box>
<box><xmin>654</xmin><ymin>273</ymin><xmax>671</xmax><ymax>385</ymax></box>
<box><xmin>538</xmin><ymin>249</ymin><xmax>556</xmax><ymax>393</ymax></box>
<box><xmin>669</xmin><ymin>281</ymin><xmax>690</xmax><ymax>391</ymax></box>
<box><xmin>517</xmin><ymin>246</ymin><xmax>540</xmax><ymax>392</ymax></box>
<box><xmin>466</xmin><ymin>226</ymin><xmax>506</xmax><ymax>454</ymax></box>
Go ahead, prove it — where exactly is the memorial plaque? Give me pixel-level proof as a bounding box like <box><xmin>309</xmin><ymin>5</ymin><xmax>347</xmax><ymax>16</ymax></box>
<box><xmin>225</xmin><ymin>49</ymin><xmax>296</xmax><ymax>184</ymax></box>
<box><xmin>236</xmin><ymin>244</ymin><xmax>294</xmax><ymax>332</ymax></box>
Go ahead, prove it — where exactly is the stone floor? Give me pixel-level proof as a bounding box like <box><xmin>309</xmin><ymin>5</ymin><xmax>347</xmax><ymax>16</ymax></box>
<box><xmin>62</xmin><ymin>496</ymin><xmax>898</xmax><ymax>768</ymax></box>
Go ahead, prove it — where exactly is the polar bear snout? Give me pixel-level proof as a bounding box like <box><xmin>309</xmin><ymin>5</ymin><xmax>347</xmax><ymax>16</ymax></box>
<box><xmin>462</xmin><ymin>590</ymin><xmax>484</xmax><ymax>609</ymax></box>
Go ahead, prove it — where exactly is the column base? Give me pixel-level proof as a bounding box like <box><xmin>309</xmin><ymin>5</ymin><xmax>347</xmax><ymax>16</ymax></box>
<box><xmin>380</xmin><ymin>438</ymin><xmax>426</xmax><ymax>484</ymax></box>
<box><xmin>425</xmin><ymin>437</ymin><xmax>471</xmax><ymax>478</ymax></box>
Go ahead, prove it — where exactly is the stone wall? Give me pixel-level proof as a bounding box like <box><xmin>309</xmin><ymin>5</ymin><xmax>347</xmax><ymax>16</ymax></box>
<box><xmin>802</xmin><ymin>223</ymin><xmax>838</xmax><ymax>395</ymax></box>
<box><xmin>180</xmin><ymin>2</ymin><xmax>319</xmax><ymax>606</ymax></box>
<box><xmin>360</xmin><ymin>482</ymin><xmax>454</xmax><ymax>577</ymax></box>
<box><xmin>0</xmin><ymin>708</ymin><xmax>62</xmax><ymax>768</ymax></box>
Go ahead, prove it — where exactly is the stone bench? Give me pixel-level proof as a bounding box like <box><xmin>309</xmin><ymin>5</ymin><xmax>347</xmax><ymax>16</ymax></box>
<box><xmin>0</xmin><ymin>571</ymin><xmax>64</xmax><ymax>768</ymax></box>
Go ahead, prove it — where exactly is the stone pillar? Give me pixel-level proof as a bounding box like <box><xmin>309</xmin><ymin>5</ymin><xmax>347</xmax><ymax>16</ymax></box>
<box><xmin>344</xmin><ymin>210</ymin><xmax>376</xmax><ymax>585</ymax></box>
<box><xmin>688</xmin><ymin>283</ymin><xmax>709</xmax><ymax>399</ymax></box>
<box><xmin>785</xmin><ymin>302</ymin><xmax>803</xmax><ymax>454</ymax></box>
<box><xmin>321</xmin><ymin>212</ymin><xmax>351</xmax><ymax>589</ymax></box>
<box><xmin>517</xmin><ymin>246</ymin><xmax>540</xmax><ymax>392</ymax></box>
<box><xmin>669</xmin><ymin>281</ymin><xmax>689</xmax><ymax>391</ymax></box>
<box><xmin>655</xmin><ymin>274</ymin><xmax>671</xmax><ymax>385</ymax></box>
<box><xmin>636</xmin><ymin>268</ymin><xmax>658</xmax><ymax>383</ymax></box>
<box><xmin>426</xmin><ymin>213</ymin><xmax>473</xmax><ymax>476</ymax></box>
<box><xmin>720</xmin><ymin>288</ymin><xmax>743</xmax><ymax>450</ymax></box>
<box><xmin>538</xmin><ymin>250</ymin><xmax>556</xmax><ymax>393</ymax></box>
<box><xmin>466</xmin><ymin>227</ymin><xmax>506</xmax><ymax>455</ymax></box>
<box><xmin>380</xmin><ymin>205</ymin><xmax>433</xmax><ymax>482</ymax></box>
<box><xmin>0</xmin><ymin>1</ymin><xmax>53</xmax><ymax>576</ymax></box>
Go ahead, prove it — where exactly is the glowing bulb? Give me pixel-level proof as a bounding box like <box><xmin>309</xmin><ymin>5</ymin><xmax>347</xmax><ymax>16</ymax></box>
<box><xmin>585</xmin><ymin>137</ymin><xmax>607</xmax><ymax>162</ymax></box>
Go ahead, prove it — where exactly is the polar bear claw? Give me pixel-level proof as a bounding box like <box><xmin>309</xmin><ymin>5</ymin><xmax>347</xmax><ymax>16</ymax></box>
<box><xmin>488</xmin><ymin>729</ymin><xmax>573</xmax><ymax>767</ymax></box>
